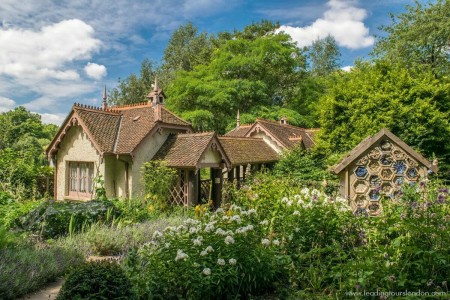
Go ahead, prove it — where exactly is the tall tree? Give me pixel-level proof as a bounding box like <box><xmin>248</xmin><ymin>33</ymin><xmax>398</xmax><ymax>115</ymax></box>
<box><xmin>162</xmin><ymin>22</ymin><xmax>213</xmax><ymax>74</ymax></box>
<box><xmin>316</xmin><ymin>61</ymin><xmax>450</xmax><ymax>175</ymax></box>
<box><xmin>108</xmin><ymin>59</ymin><xmax>157</xmax><ymax>106</ymax></box>
<box><xmin>167</xmin><ymin>26</ymin><xmax>306</xmax><ymax>132</ymax></box>
<box><xmin>308</xmin><ymin>36</ymin><xmax>341</xmax><ymax>77</ymax></box>
<box><xmin>372</xmin><ymin>0</ymin><xmax>450</xmax><ymax>75</ymax></box>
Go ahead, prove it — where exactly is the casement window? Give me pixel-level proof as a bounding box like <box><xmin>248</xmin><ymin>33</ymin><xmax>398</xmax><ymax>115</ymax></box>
<box><xmin>68</xmin><ymin>161</ymin><xmax>95</xmax><ymax>199</ymax></box>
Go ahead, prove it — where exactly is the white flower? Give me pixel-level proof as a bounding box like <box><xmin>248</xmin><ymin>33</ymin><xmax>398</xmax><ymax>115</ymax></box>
<box><xmin>246</xmin><ymin>224</ymin><xmax>254</xmax><ymax>231</ymax></box>
<box><xmin>150</xmin><ymin>240</ymin><xmax>159</xmax><ymax>247</ymax></box>
<box><xmin>230</xmin><ymin>204</ymin><xmax>241</xmax><ymax>211</ymax></box>
<box><xmin>260</xmin><ymin>220</ymin><xmax>269</xmax><ymax>226</ymax></box>
<box><xmin>294</xmin><ymin>227</ymin><xmax>300</xmax><ymax>232</ymax></box>
<box><xmin>205</xmin><ymin>246</ymin><xmax>214</xmax><ymax>253</ymax></box>
<box><xmin>193</xmin><ymin>238</ymin><xmax>203</xmax><ymax>246</ymax></box>
<box><xmin>229</xmin><ymin>258</ymin><xmax>237</xmax><ymax>266</ymax></box>
<box><xmin>215</xmin><ymin>228</ymin><xmax>226</xmax><ymax>236</ymax></box>
<box><xmin>261</xmin><ymin>238</ymin><xmax>271</xmax><ymax>247</ymax></box>
<box><xmin>301</xmin><ymin>188</ymin><xmax>310</xmax><ymax>196</ymax></box>
<box><xmin>248</xmin><ymin>208</ymin><xmax>257</xmax><ymax>215</ymax></box>
<box><xmin>311</xmin><ymin>189</ymin><xmax>321</xmax><ymax>197</ymax></box>
<box><xmin>217</xmin><ymin>258</ymin><xmax>226</xmax><ymax>266</ymax></box>
<box><xmin>164</xmin><ymin>243</ymin><xmax>171</xmax><ymax>249</ymax></box>
<box><xmin>203</xmin><ymin>268</ymin><xmax>211</xmax><ymax>276</ymax></box>
<box><xmin>297</xmin><ymin>199</ymin><xmax>304</xmax><ymax>206</ymax></box>
<box><xmin>281</xmin><ymin>197</ymin><xmax>289</xmax><ymax>203</ymax></box>
<box><xmin>225</xmin><ymin>235</ymin><xmax>235</xmax><ymax>245</ymax></box>
<box><xmin>185</xmin><ymin>218</ymin><xmax>200</xmax><ymax>226</ymax></box>
<box><xmin>204</xmin><ymin>223</ymin><xmax>215</xmax><ymax>233</ymax></box>
<box><xmin>230</xmin><ymin>215</ymin><xmax>241</xmax><ymax>223</ymax></box>
<box><xmin>177</xmin><ymin>225</ymin><xmax>186</xmax><ymax>232</ymax></box>
<box><xmin>294</xmin><ymin>195</ymin><xmax>301</xmax><ymax>200</ymax></box>
<box><xmin>287</xmin><ymin>200</ymin><xmax>293</xmax><ymax>206</ymax></box>
<box><xmin>152</xmin><ymin>230</ymin><xmax>163</xmax><ymax>239</ymax></box>
<box><xmin>240</xmin><ymin>210</ymin><xmax>248</xmax><ymax>216</ymax></box>
<box><xmin>293</xmin><ymin>210</ymin><xmax>300</xmax><ymax>216</ymax></box>
<box><xmin>222</xmin><ymin>216</ymin><xmax>229</xmax><ymax>221</ymax></box>
<box><xmin>272</xmin><ymin>239</ymin><xmax>280</xmax><ymax>246</ymax></box>
<box><xmin>200</xmin><ymin>250</ymin><xmax>208</xmax><ymax>256</ymax></box>
<box><xmin>175</xmin><ymin>249</ymin><xmax>189</xmax><ymax>261</ymax></box>
<box><xmin>216</xmin><ymin>208</ymin><xmax>224</xmax><ymax>214</ymax></box>
<box><xmin>189</xmin><ymin>227</ymin><xmax>199</xmax><ymax>234</ymax></box>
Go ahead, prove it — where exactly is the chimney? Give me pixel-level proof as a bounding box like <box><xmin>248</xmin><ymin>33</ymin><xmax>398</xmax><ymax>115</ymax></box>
<box><xmin>102</xmin><ymin>85</ymin><xmax>108</xmax><ymax>110</ymax></box>
<box><xmin>146</xmin><ymin>77</ymin><xmax>165</xmax><ymax>106</ymax></box>
<box><xmin>236</xmin><ymin>110</ymin><xmax>240</xmax><ymax>127</ymax></box>
<box><xmin>280</xmin><ymin>116</ymin><xmax>288</xmax><ymax>125</ymax></box>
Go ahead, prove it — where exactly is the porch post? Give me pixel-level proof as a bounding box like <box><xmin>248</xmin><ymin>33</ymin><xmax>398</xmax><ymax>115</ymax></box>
<box><xmin>211</xmin><ymin>168</ymin><xmax>223</xmax><ymax>208</ymax></box>
<box><xmin>188</xmin><ymin>170</ymin><xmax>199</xmax><ymax>206</ymax></box>
<box><xmin>236</xmin><ymin>165</ymin><xmax>241</xmax><ymax>188</ymax></box>
<box><xmin>227</xmin><ymin>167</ymin><xmax>235</xmax><ymax>182</ymax></box>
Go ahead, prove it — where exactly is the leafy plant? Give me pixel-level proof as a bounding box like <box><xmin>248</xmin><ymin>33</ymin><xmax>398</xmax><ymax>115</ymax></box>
<box><xmin>142</xmin><ymin>160</ymin><xmax>177</xmax><ymax>211</ymax></box>
<box><xmin>57</xmin><ymin>261</ymin><xmax>135</xmax><ymax>300</ymax></box>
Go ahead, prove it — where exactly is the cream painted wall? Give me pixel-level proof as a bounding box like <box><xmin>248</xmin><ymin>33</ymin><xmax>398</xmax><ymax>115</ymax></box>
<box><xmin>55</xmin><ymin>126</ymin><xmax>103</xmax><ymax>200</ymax></box>
<box><xmin>200</xmin><ymin>148</ymin><xmax>222</xmax><ymax>164</ymax></box>
<box><xmin>104</xmin><ymin>155</ymin><xmax>130</xmax><ymax>199</ymax></box>
<box><xmin>250</xmin><ymin>132</ymin><xmax>284</xmax><ymax>153</ymax></box>
<box><xmin>129</xmin><ymin>129</ymin><xmax>178</xmax><ymax>199</ymax></box>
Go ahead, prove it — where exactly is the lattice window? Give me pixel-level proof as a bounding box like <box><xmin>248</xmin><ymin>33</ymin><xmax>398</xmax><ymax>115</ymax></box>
<box><xmin>68</xmin><ymin>161</ymin><xmax>95</xmax><ymax>199</ymax></box>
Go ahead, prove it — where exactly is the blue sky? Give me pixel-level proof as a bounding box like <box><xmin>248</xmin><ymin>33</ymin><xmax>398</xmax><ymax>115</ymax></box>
<box><xmin>0</xmin><ymin>0</ymin><xmax>430</xmax><ymax>124</ymax></box>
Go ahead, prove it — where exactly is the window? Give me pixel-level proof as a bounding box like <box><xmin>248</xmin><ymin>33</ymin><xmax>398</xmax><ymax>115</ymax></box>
<box><xmin>68</xmin><ymin>162</ymin><xmax>95</xmax><ymax>199</ymax></box>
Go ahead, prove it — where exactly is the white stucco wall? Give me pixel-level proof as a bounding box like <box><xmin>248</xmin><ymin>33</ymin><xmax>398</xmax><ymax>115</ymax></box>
<box><xmin>129</xmin><ymin>129</ymin><xmax>178</xmax><ymax>199</ymax></box>
<box><xmin>250</xmin><ymin>132</ymin><xmax>284</xmax><ymax>153</ymax></box>
<box><xmin>104</xmin><ymin>155</ymin><xmax>130</xmax><ymax>199</ymax></box>
<box><xmin>55</xmin><ymin>126</ymin><xmax>103</xmax><ymax>200</ymax></box>
<box><xmin>200</xmin><ymin>148</ymin><xmax>222</xmax><ymax>164</ymax></box>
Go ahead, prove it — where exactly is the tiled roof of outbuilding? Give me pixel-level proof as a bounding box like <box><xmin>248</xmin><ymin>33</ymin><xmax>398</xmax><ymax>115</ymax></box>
<box><xmin>218</xmin><ymin>136</ymin><xmax>279</xmax><ymax>166</ymax></box>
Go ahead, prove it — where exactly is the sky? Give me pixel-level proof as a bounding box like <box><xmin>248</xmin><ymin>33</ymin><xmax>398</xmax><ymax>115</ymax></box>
<box><xmin>0</xmin><ymin>0</ymin><xmax>430</xmax><ymax>125</ymax></box>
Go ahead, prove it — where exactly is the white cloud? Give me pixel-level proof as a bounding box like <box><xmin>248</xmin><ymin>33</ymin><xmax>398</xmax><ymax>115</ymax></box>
<box><xmin>0</xmin><ymin>96</ymin><xmax>16</xmax><ymax>112</ymax></box>
<box><xmin>38</xmin><ymin>112</ymin><xmax>66</xmax><ymax>125</ymax></box>
<box><xmin>0</xmin><ymin>19</ymin><xmax>101</xmax><ymax>81</ymax></box>
<box><xmin>341</xmin><ymin>65</ymin><xmax>353</xmax><ymax>72</ymax></box>
<box><xmin>84</xmin><ymin>62</ymin><xmax>107</xmax><ymax>80</ymax></box>
<box><xmin>277</xmin><ymin>0</ymin><xmax>374</xmax><ymax>49</ymax></box>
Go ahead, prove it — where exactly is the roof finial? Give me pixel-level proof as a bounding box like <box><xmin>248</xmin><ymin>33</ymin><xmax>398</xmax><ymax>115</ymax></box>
<box><xmin>102</xmin><ymin>85</ymin><xmax>107</xmax><ymax>111</ymax></box>
<box><xmin>154</xmin><ymin>76</ymin><xmax>158</xmax><ymax>91</ymax></box>
<box><xmin>236</xmin><ymin>110</ymin><xmax>240</xmax><ymax>127</ymax></box>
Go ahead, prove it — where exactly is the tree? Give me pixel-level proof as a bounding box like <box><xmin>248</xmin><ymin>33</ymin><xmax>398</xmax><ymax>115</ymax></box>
<box><xmin>316</xmin><ymin>61</ymin><xmax>450</xmax><ymax>176</ymax></box>
<box><xmin>372</xmin><ymin>0</ymin><xmax>450</xmax><ymax>75</ymax></box>
<box><xmin>308</xmin><ymin>36</ymin><xmax>341</xmax><ymax>77</ymax></box>
<box><xmin>162</xmin><ymin>22</ymin><xmax>213</xmax><ymax>74</ymax></box>
<box><xmin>167</xmin><ymin>25</ymin><xmax>306</xmax><ymax>132</ymax></box>
<box><xmin>108</xmin><ymin>59</ymin><xmax>158</xmax><ymax>106</ymax></box>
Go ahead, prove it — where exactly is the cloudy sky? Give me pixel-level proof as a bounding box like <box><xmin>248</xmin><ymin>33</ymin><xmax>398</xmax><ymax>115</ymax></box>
<box><xmin>0</xmin><ymin>0</ymin><xmax>429</xmax><ymax>125</ymax></box>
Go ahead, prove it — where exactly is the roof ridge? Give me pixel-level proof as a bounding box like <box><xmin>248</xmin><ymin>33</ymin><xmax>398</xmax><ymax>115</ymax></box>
<box><xmin>218</xmin><ymin>136</ymin><xmax>262</xmax><ymax>140</ymax></box>
<box><xmin>73</xmin><ymin>103</ymin><xmax>121</xmax><ymax>114</ymax></box>
<box><xmin>177</xmin><ymin>131</ymin><xmax>215</xmax><ymax>136</ymax></box>
<box><xmin>256</xmin><ymin>118</ymin><xmax>309</xmax><ymax>130</ymax></box>
<box><xmin>110</xmin><ymin>102</ymin><xmax>150</xmax><ymax>110</ymax></box>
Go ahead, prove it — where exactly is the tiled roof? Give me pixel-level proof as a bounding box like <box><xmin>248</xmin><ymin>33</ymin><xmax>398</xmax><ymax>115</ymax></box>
<box><xmin>153</xmin><ymin>132</ymin><xmax>219</xmax><ymax>168</ymax></box>
<box><xmin>255</xmin><ymin>119</ymin><xmax>318</xmax><ymax>149</ymax></box>
<box><xmin>218</xmin><ymin>136</ymin><xmax>279</xmax><ymax>166</ymax></box>
<box><xmin>225</xmin><ymin>125</ymin><xmax>252</xmax><ymax>137</ymax></box>
<box><xmin>74</xmin><ymin>108</ymin><xmax>121</xmax><ymax>153</ymax></box>
<box><xmin>225</xmin><ymin>119</ymin><xmax>319</xmax><ymax>150</ymax></box>
<box><xmin>47</xmin><ymin>102</ymin><xmax>192</xmax><ymax>156</ymax></box>
<box><xmin>332</xmin><ymin>128</ymin><xmax>437</xmax><ymax>174</ymax></box>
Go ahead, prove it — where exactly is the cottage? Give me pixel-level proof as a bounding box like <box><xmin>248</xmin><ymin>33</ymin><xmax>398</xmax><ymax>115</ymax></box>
<box><xmin>46</xmin><ymin>81</ymin><xmax>318</xmax><ymax>205</ymax></box>
<box><xmin>332</xmin><ymin>128</ymin><xmax>438</xmax><ymax>216</ymax></box>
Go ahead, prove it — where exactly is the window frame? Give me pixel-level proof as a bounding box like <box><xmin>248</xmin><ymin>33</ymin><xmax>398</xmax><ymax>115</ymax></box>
<box><xmin>67</xmin><ymin>161</ymin><xmax>96</xmax><ymax>199</ymax></box>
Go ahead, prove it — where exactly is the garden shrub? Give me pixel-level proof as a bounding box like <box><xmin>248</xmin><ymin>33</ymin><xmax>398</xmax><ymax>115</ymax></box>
<box><xmin>0</xmin><ymin>244</ymin><xmax>84</xmax><ymax>299</ymax></box>
<box><xmin>0</xmin><ymin>198</ymin><xmax>43</xmax><ymax>229</ymax></box>
<box><xmin>56</xmin><ymin>260</ymin><xmax>135</xmax><ymax>300</ymax></box>
<box><xmin>142</xmin><ymin>160</ymin><xmax>177</xmax><ymax>211</ymax></box>
<box><xmin>17</xmin><ymin>200</ymin><xmax>118</xmax><ymax>238</ymax></box>
<box><xmin>56</xmin><ymin>216</ymin><xmax>185</xmax><ymax>256</ymax></box>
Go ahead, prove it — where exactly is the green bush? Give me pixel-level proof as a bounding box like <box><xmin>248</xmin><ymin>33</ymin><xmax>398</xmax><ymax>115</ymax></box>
<box><xmin>0</xmin><ymin>198</ymin><xmax>43</xmax><ymax>229</ymax></box>
<box><xmin>16</xmin><ymin>200</ymin><xmax>118</xmax><ymax>238</ymax></box>
<box><xmin>57</xmin><ymin>261</ymin><xmax>135</xmax><ymax>300</ymax></box>
<box><xmin>56</xmin><ymin>216</ymin><xmax>185</xmax><ymax>256</ymax></box>
<box><xmin>142</xmin><ymin>160</ymin><xmax>177</xmax><ymax>211</ymax></box>
<box><xmin>0</xmin><ymin>244</ymin><xmax>84</xmax><ymax>299</ymax></box>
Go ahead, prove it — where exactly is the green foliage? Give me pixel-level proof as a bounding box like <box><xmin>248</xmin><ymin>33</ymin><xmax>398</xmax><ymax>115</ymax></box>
<box><xmin>57</xmin><ymin>261</ymin><xmax>135</xmax><ymax>300</ymax></box>
<box><xmin>317</xmin><ymin>61</ymin><xmax>450</xmax><ymax>176</ymax></box>
<box><xmin>108</xmin><ymin>59</ymin><xmax>158</xmax><ymax>106</ymax></box>
<box><xmin>56</xmin><ymin>217</ymin><xmax>184</xmax><ymax>256</ymax></box>
<box><xmin>0</xmin><ymin>107</ymin><xmax>56</xmax><ymax>199</ymax></box>
<box><xmin>274</xmin><ymin>147</ymin><xmax>337</xmax><ymax>184</ymax></box>
<box><xmin>308</xmin><ymin>35</ymin><xmax>341</xmax><ymax>77</ymax></box>
<box><xmin>16</xmin><ymin>200</ymin><xmax>117</xmax><ymax>238</ymax></box>
<box><xmin>372</xmin><ymin>0</ymin><xmax>450</xmax><ymax>76</ymax></box>
<box><xmin>0</xmin><ymin>245</ymin><xmax>84</xmax><ymax>299</ymax></box>
<box><xmin>93</xmin><ymin>174</ymin><xmax>108</xmax><ymax>201</ymax></box>
<box><xmin>181</xmin><ymin>109</ymin><xmax>214</xmax><ymax>132</ymax></box>
<box><xmin>167</xmin><ymin>22</ymin><xmax>306</xmax><ymax>132</ymax></box>
<box><xmin>0</xmin><ymin>198</ymin><xmax>43</xmax><ymax>229</ymax></box>
<box><xmin>142</xmin><ymin>160</ymin><xmax>177</xmax><ymax>211</ymax></box>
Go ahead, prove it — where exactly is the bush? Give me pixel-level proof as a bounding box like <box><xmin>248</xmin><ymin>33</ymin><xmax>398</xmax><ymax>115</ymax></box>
<box><xmin>56</xmin><ymin>261</ymin><xmax>135</xmax><ymax>300</ymax></box>
<box><xmin>56</xmin><ymin>216</ymin><xmax>185</xmax><ymax>256</ymax></box>
<box><xmin>0</xmin><ymin>198</ymin><xmax>43</xmax><ymax>229</ymax></box>
<box><xmin>16</xmin><ymin>200</ymin><xmax>118</xmax><ymax>238</ymax></box>
<box><xmin>0</xmin><ymin>244</ymin><xmax>84</xmax><ymax>299</ymax></box>
<box><xmin>142</xmin><ymin>160</ymin><xmax>177</xmax><ymax>211</ymax></box>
